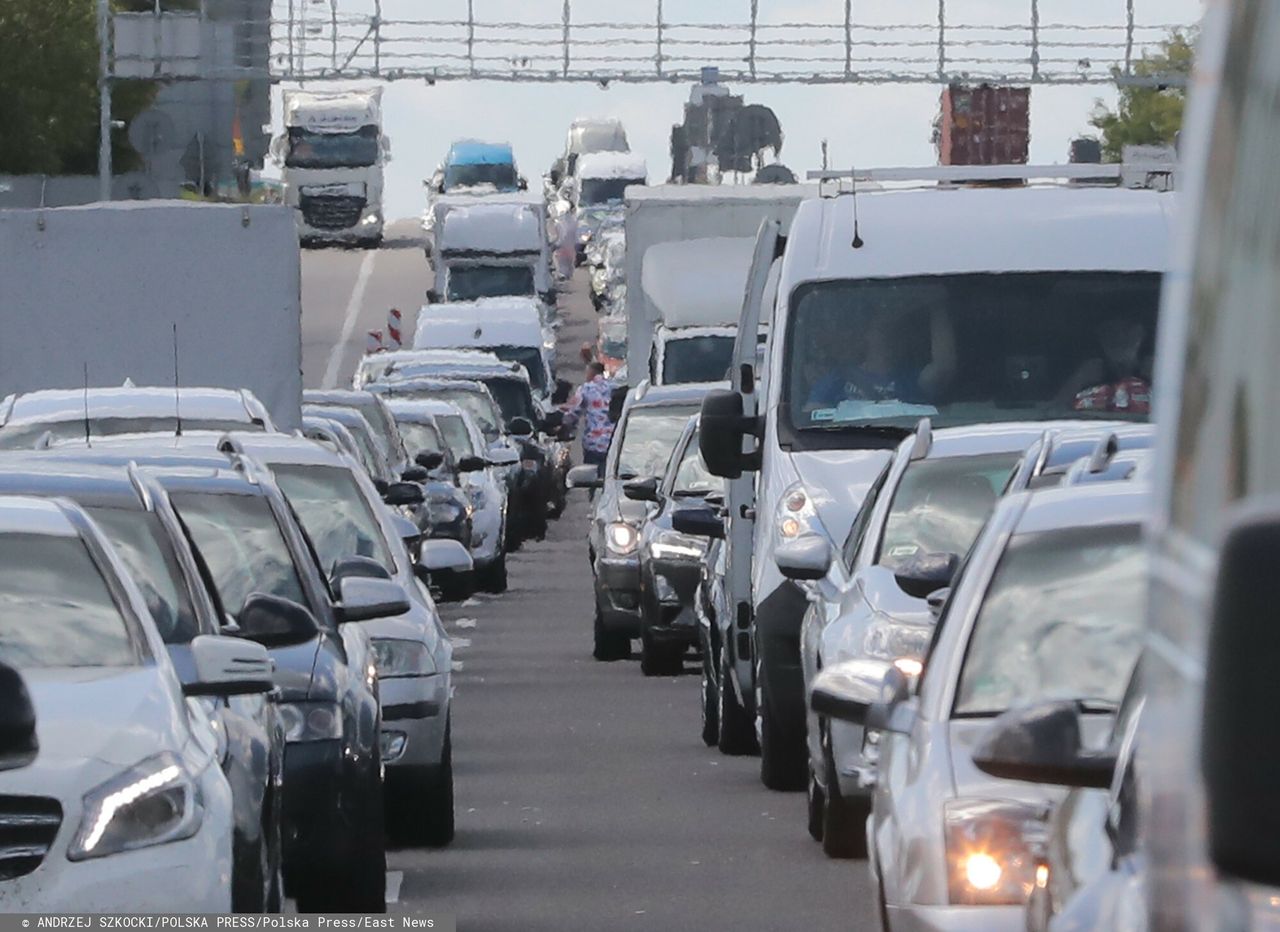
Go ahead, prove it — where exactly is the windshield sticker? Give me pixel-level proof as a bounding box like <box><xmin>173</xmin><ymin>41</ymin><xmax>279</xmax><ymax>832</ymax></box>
<box><xmin>833</xmin><ymin>400</ymin><xmax>938</xmax><ymax>422</ymax></box>
<box><xmin>811</xmin><ymin>408</ymin><xmax>837</xmax><ymax>422</ymax></box>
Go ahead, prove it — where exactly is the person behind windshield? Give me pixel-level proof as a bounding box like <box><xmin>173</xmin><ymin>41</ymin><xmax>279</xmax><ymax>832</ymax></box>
<box><xmin>1057</xmin><ymin>316</ymin><xmax>1153</xmax><ymax>414</ymax></box>
<box><xmin>561</xmin><ymin>361</ymin><xmax>614</xmax><ymax>479</ymax></box>
<box><xmin>805</xmin><ymin>304</ymin><xmax>956</xmax><ymax>410</ymax></box>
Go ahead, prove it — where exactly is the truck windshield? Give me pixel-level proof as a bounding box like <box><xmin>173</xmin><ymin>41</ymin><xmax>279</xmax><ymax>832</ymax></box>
<box><xmin>662</xmin><ymin>334</ymin><xmax>735</xmax><ymax>385</ymax></box>
<box><xmin>444</xmin><ymin>162</ymin><xmax>518</xmax><ymax>191</ymax></box>
<box><xmin>483</xmin><ymin>379</ymin><xmax>536</xmax><ymax>423</ymax></box>
<box><xmin>580</xmin><ymin>177</ymin><xmax>641</xmax><ymax>206</ymax></box>
<box><xmin>447</xmin><ymin>265</ymin><xmax>536</xmax><ymax>302</ymax></box>
<box><xmin>783</xmin><ymin>271</ymin><xmax>1161</xmax><ymax>439</ymax></box>
<box><xmin>488</xmin><ymin>346</ymin><xmax>547</xmax><ymax>392</ymax></box>
<box><xmin>286</xmin><ymin>126</ymin><xmax>379</xmax><ymax>168</ymax></box>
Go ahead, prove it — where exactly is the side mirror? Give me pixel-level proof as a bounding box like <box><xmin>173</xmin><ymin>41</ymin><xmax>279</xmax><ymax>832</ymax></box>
<box><xmin>236</xmin><ymin>593</ymin><xmax>321</xmax><ymax>648</ymax></box>
<box><xmin>623</xmin><ymin>477</ymin><xmax>660</xmax><ymax>502</ymax></box>
<box><xmin>541</xmin><ymin>410</ymin><xmax>564</xmax><ymax>432</ymax></box>
<box><xmin>700</xmin><ymin>389</ymin><xmax>756</xmax><ymax>480</ymax></box>
<box><xmin>671</xmin><ymin>506</ymin><xmax>724</xmax><ymax>540</ymax></box>
<box><xmin>1203</xmin><ymin>507</ymin><xmax>1280</xmax><ymax>885</ymax></box>
<box><xmin>972</xmin><ymin>700</ymin><xmax>1117</xmax><ymax>789</ymax></box>
<box><xmin>457</xmin><ymin>455</ymin><xmax>487</xmax><ymax>472</ymax></box>
<box><xmin>421</xmin><ymin>538</ymin><xmax>474</xmax><ymax>573</ymax></box>
<box><xmin>519</xmin><ymin>175</ymin><xmax>529</xmax><ymax>191</ymax></box>
<box><xmin>373</xmin><ymin>478</ymin><xmax>390</xmax><ymax>495</ymax></box>
<box><xmin>809</xmin><ymin>658</ymin><xmax>894</xmax><ymax>725</ymax></box>
<box><xmin>391</xmin><ymin>514</ymin><xmax>423</xmax><ymax>552</ymax></box>
<box><xmin>776</xmin><ymin>535</ymin><xmax>834</xmax><ymax>581</ymax></box>
<box><xmin>927</xmin><ymin>587</ymin><xmax>951</xmax><ymax>621</ymax></box>
<box><xmin>507</xmin><ymin>417</ymin><xmax>535</xmax><ymax>438</ymax></box>
<box><xmin>892</xmin><ymin>552</ymin><xmax>960</xmax><ymax>598</ymax></box>
<box><xmin>384</xmin><ymin>481</ymin><xmax>426</xmax><ymax>507</ymax></box>
<box><xmin>552</xmin><ymin>379</ymin><xmax>573</xmax><ymax>406</ymax></box>
<box><xmin>401</xmin><ymin>466</ymin><xmax>430</xmax><ymax>482</ymax></box>
<box><xmin>330</xmin><ymin>555</ymin><xmax>393</xmax><ymax>585</ymax></box>
<box><xmin>416</xmin><ymin>451</ymin><xmax>446</xmax><ymax>470</ymax></box>
<box><xmin>184</xmin><ymin>635</ymin><xmax>275</xmax><ymax>697</ymax></box>
<box><xmin>337</xmin><ymin>576</ymin><xmax>411</xmax><ymax>623</ymax></box>
<box><xmin>0</xmin><ymin>662</ymin><xmax>38</xmax><ymax>771</ymax></box>
<box><xmin>567</xmin><ymin>464</ymin><xmax>604</xmax><ymax>490</ymax></box>
<box><xmin>488</xmin><ymin>446</ymin><xmax>520</xmax><ymax>467</ymax></box>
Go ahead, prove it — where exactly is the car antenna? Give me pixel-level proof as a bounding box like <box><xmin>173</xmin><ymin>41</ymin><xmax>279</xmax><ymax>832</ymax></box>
<box><xmin>82</xmin><ymin>362</ymin><xmax>91</xmax><ymax>447</ymax></box>
<box><xmin>849</xmin><ymin>165</ymin><xmax>864</xmax><ymax>249</ymax></box>
<box><xmin>172</xmin><ymin>323</ymin><xmax>183</xmax><ymax>437</ymax></box>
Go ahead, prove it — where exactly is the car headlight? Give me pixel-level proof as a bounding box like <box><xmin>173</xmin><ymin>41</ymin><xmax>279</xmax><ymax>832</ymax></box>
<box><xmin>371</xmin><ymin>638</ymin><xmax>436</xmax><ymax>678</ymax></box>
<box><xmin>944</xmin><ymin>799</ymin><xmax>1047</xmax><ymax>905</ymax></box>
<box><xmin>68</xmin><ymin>753</ymin><xmax>203</xmax><ymax>861</ymax></box>
<box><xmin>776</xmin><ymin>482</ymin><xmax>828</xmax><ymax>542</ymax></box>
<box><xmin>862</xmin><ymin>619</ymin><xmax>934</xmax><ymax>663</ymax></box>
<box><xmin>361</xmin><ymin>212</ymin><xmax>382</xmax><ymax>226</ymax></box>
<box><xmin>607</xmin><ymin>521</ymin><xmax>639</xmax><ymax>555</ymax></box>
<box><xmin>277</xmin><ymin>701</ymin><xmax>344</xmax><ymax>743</ymax></box>
<box><xmin>649</xmin><ymin>530</ymin><xmax>705</xmax><ymax>561</ymax></box>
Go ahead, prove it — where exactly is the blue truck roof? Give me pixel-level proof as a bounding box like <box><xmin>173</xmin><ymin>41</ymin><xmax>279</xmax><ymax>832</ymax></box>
<box><xmin>446</xmin><ymin>140</ymin><xmax>515</xmax><ymax>166</ymax></box>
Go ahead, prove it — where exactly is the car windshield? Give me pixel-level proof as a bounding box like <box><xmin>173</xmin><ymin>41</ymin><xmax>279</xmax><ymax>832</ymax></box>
<box><xmin>580</xmin><ymin>177</ymin><xmax>640</xmax><ymax>205</ymax></box>
<box><xmin>397</xmin><ymin>420</ymin><xmax>445</xmax><ymax>457</ymax></box>
<box><xmin>87</xmin><ymin>507</ymin><xmax>201</xmax><ymax>645</ymax></box>
<box><xmin>309</xmin><ymin>401</ymin><xmax>400</xmax><ymax>463</ymax></box>
<box><xmin>954</xmin><ymin>523</ymin><xmax>1145</xmax><ymax>717</ymax></box>
<box><xmin>616</xmin><ymin>406</ymin><xmax>699</xmax><ymax>479</ymax></box>
<box><xmin>396</xmin><ymin>390</ymin><xmax>500</xmax><ymax>440</ymax></box>
<box><xmin>444</xmin><ymin>161</ymin><xmax>517</xmax><ymax>191</ymax></box>
<box><xmin>0</xmin><ymin>417</ymin><xmax>262</xmax><ymax>451</ymax></box>
<box><xmin>662</xmin><ymin>334</ymin><xmax>735</xmax><ymax>385</ymax></box>
<box><xmin>171</xmin><ymin>492</ymin><xmax>309</xmax><ymax>617</ymax></box>
<box><xmin>483</xmin><ymin>378</ymin><xmax>536</xmax><ymax>423</ymax></box>
<box><xmin>437</xmin><ymin>415</ymin><xmax>477</xmax><ymax>456</ymax></box>
<box><xmin>0</xmin><ymin>533</ymin><xmax>140</xmax><ymax>668</ymax></box>
<box><xmin>271</xmin><ymin>464</ymin><xmax>396</xmax><ymax>576</ymax></box>
<box><xmin>447</xmin><ymin>265</ymin><xmax>536</xmax><ymax>302</ymax></box>
<box><xmin>875</xmin><ymin>453</ymin><xmax>1020</xmax><ymax>573</ymax></box>
<box><xmin>286</xmin><ymin>126</ymin><xmax>378</xmax><ymax>168</ymax></box>
<box><xmin>488</xmin><ymin>346</ymin><xmax>547</xmax><ymax>392</ymax></box>
<box><xmin>671</xmin><ymin>430</ymin><xmax>724</xmax><ymax>496</ymax></box>
<box><xmin>784</xmin><ymin>271</ymin><xmax>1161</xmax><ymax>435</ymax></box>
<box><xmin>600</xmin><ymin>328</ymin><xmax>627</xmax><ymax>359</ymax></box>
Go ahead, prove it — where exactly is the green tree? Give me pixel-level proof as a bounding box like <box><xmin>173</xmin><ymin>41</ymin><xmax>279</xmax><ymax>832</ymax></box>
<box><xmin>0</xmin><ymin>0</ymin><xmax>189</xmax><ymax>175</ymax></box>
<box><xmin>1088</xmin><ymin>31</ymin><xmax>1194</xmax><ymax>162</ymax></box>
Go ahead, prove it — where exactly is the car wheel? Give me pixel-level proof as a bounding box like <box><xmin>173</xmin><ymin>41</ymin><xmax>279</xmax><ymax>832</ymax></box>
<box><xmin>295</xmin><ymin>770</ymin><xmax>386</xmax><ymax>912</ymax></box>
<box><xmin>759</xmin><ymin>666</ymin><xmax>807</xmax><ymax>791</ymax></box>
<box><xmin>479</xmin><ymin>552</ymin><xmax>508</xmax><ymax>594</ymax></box>
<box><xmin>437</xmin><ymin>570</ymin><xmax>474</xmax><ymax>603</ymax></box>
<box><xmin>807</xmin><ymin>769</ymin><xmax>826</xmax><ymax>843</ymax></box>
<box><xmin>717</xmin><ymin>646</ymin><xmax>758</xmax><ymax>756</ymax></box>
<box><xmin>640</xmin><ymin>630</ymin><xmax>682</xmax><ymax>677</ymax></box>
<box><xmin>821</xmin><ymin>730</ymin><xmax>870</xmax><ymax>859</ymax></box>
<box><xmin>592</xmin><ymin>601</ymin><xmax>630</xmax><ymax>661</ymax></box>
<box><xmin>419</xmin><ymin>717</ymin><xmax>456</xmax><ymax>847</ymax></box>
<box><xmin>700</xmin><ymin>645</ymin><xmax>720</xmax><ymax>747</ymax></box>
<box><xmin>264</xmin><ymin>787</ymin><xmax>284</xmax><ymax>913</ymax></box>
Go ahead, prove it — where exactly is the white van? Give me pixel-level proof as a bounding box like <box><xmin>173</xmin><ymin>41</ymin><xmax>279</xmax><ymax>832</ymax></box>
<box><xmin>700</xmin><ymin>178</ymin><xmax>1174</xmax><ymax>789</ymax></box>
<box><xmin>426</xmin><ymin>194</ymin><xmax>554</xmax><ymax>306</ymax></box>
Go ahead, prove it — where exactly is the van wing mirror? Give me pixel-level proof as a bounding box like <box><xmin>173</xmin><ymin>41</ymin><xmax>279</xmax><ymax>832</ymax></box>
<box><xmin>972</xmin><ymin>700</ymin><xmax>1117</xmax><ymax>789</ymax></box>
<box><xmin>0</xmin><ymin>663</ymin><xmax>38</xmax><ymax>771</ymax></box>
<box><xmin>699</xmin><ymin>390</ymin><xmax>757</xmax><ymax>479</ymax></box>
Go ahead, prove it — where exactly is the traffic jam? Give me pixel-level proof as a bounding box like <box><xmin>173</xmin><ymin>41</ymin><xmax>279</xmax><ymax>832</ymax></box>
<box><xmin>2</xmin><ymin>0</ymin><xmax>1278</xmax><ymax>928</ymax></box>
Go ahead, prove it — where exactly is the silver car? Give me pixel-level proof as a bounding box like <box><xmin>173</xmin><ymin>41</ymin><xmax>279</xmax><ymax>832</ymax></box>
<box><xmin>813</xmin><ymin>479</ymin><xmax>1150</xmax><ymax>931</ymax></box>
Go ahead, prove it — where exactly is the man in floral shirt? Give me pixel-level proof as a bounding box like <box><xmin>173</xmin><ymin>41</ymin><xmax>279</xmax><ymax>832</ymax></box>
<box><xmin>562</xmin><ymin>361</ymin><xmax>615</xmax><ymax>477</ymax></box>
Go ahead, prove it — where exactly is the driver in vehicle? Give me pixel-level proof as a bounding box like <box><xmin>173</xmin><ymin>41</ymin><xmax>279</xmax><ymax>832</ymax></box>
<box><xmin>1057</xmin><ymin>316</ymin><xmax>1153</xmax><ymax>414</ymax></box>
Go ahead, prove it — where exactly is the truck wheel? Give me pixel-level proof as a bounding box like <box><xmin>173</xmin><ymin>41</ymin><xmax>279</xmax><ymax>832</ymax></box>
<box><xmin>593</xmin><ymin>602</ymin><xmax>630</xmax><ymax>661</ymax></box>
<box><xmin>479</xmin><ymin>553</ymin><xmax>508</xmax><ymax>594</ymax></box>
<box><xmin>717</xmin><ymin>647</ymin><xmax>758</xmax><ymax>756</ymax></box>
<box><xmin>759</xmin><ymin>666</ymin><xmax>807</xmax><ymax>791</ymax></box>
<box><xmin>821</xmin><ymin>734</ymin><xmax>870</xmax><ymax>858</ymax></box>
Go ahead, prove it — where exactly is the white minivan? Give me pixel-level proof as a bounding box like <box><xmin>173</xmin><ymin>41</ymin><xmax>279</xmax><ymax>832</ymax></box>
<box><xmin>700</xmin><ymin>176</ymin><xmax>1174</xmax><ymax>790</ymax></box>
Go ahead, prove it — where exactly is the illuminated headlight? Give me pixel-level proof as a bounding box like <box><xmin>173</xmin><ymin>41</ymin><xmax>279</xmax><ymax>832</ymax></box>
<box><xmin>606</xmin><ymin>521</ymin><xmax>639</xmax><ymax>555</ymax></box>
<box><xmin>650</xmin><ymin>531</ymin><xmax>705</xmax><ymax>561</ymax></box>
<box><xmin>68</xmin><ymin>753</ymin><xmax>203</xmax><ymax>861</ymax></box>
<box><xmin>277</xmin><ymin>701</ymin><xmax>344</xmax><ymax>743</ymax></box>
<box><xmin>371</xmin><ymin>638</ymin><xmax>436</xmax><ymax>678</ymax></box>
<box><xmin>361</xmin><ymin>211</ymin><xmax>382</xmax><ymax>226</ymax></box>
<box><xmin>944</xmin><ymin>799</ymin><xmax>1047</xmax><ymax>905</ymax></box>
<box><xmin>776</xmin><ymin>482</ymin><xmax>828</xmax><ymax>541</ymax></box>
<box><xmin>862</xmin><ymin>619</ymin><xmax>934</xmax><ymax>663</ymax></box>
<box><xmin>578</xmin><ymin>230</ymin><xmax>592</xmax><ymax>243</ymax></box>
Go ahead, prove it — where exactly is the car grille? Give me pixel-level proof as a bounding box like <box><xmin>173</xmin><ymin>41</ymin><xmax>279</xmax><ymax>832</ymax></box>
<box><xmin>300</xmin><ymin>195</ymin><xmax>365</xmax><ymax>230</ymax></box>
<box><xmin>0</xmin><ymin>796</ymin><xmax>62</xmax><ymax>881</ymax></box>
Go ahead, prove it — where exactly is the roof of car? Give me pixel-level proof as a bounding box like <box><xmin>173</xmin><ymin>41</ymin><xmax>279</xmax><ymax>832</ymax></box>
<box><xmin>367</xmin><ymin>377</ymin><xmax>493</xmax><ymax>397</ymax></box>
<box><xmin>917</xmin><ymin>420</ymin><xmax>1105</xmax><ymax>462</ymax></box>
<box><xmin>1</xmin><ymin>386</ymin><xmax>259</xmax><ymax>427</ymax></box>
<box><xmin>0</xmin><ymin>458</ymin><xmax>149</xmax><ymax>510</ymax></box>
<box><xmin>1010</xmin><ymin>480</ymin><xmax>1151</xmax><ymax>536</ymax></box>
<box><xmin>302</xmin><ymin>390</ymin><xmax>382</xmax><ymax>411</ymax></box>
<box><xmin>446</xmin><ymin>140</ymin><xmax>514</xmax><ymax>165</ymax></box>
<box><xmin>0</xmin><ymin>494</ymin><xmax>84</xmax><ymax>536</ymax></box>
<box><xmin>629</xmin><ymin>381</ymin><xmax>726</xmax><ymax>410</ymax></box>
<box><xmin>414</xmin><ymin>298</ymin><xmax>546</xmax><ymax>344</ymax></box>
<box><xmin>302</xmin><ymin>404</ymin><xmax>373</xmax><ymax>430</ymax></box>
<box><xmin>384</xmin><ymin>398</ymin><xmax>457</xmax><ymax>421</ymax></box>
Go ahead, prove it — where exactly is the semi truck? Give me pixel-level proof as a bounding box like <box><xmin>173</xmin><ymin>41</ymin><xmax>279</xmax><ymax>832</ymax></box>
<box><xmin>274</xmin><ymin>88</ymin><xmax>389</xmax><ymax>248</ymax></box>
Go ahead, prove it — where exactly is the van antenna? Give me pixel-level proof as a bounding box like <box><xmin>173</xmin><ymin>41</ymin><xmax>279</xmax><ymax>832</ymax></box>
<box><xmin>83</xmin><ymin>363</ymin><xmax>91</xmax><ymax>446</ymax></box>
<box><xmin>849</xmin><ymin>165</ymin><xmax>864</xmax><ymax>249</ymax></box>
<box><xmin>172</xmin><ymin>323</ymin><xmax>183</xmax><ymax>437</ymax></box>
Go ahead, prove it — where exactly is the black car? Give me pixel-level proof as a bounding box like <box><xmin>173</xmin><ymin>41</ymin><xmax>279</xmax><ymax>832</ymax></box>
<box><xmin>28</xmin><ymin>443</ymin><xmax>390</xmax><ymax>912</ymax></box>
<box><xmin>0</xmin><ymin>457</ymin><xmax>290</xmax><ymax>912</ymax></box>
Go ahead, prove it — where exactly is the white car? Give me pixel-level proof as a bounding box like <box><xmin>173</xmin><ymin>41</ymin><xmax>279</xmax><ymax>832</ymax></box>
<box><xmin>0</xmin><ymin>495</ymin><xmax>272</xmax><ymax>911</ymax></box>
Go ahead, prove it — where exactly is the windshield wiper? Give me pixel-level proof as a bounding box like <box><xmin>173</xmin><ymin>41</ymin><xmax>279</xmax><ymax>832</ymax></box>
<box><xmin>804</xmin><ymin>422</ymin><xmax>914</xmax><ymax>438</ymax></box>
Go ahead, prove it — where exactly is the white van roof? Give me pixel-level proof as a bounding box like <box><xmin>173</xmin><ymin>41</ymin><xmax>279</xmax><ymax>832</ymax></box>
<box><xmin>438</xmin><ymin>201</ymin><xmax>543</xmax><ymax>254</ymax></box>
<box><xmin>414</xmin><ymin>298</ymin><xmax>545</xmax><ymax>349</ymax></box>
<box><xmin>641</xmin><ymin>237</ymin><xmax>756</xmax><ymax>328</ymax></box>
<box><xmin>780</xmin><ymin>186</ymin><xmax>1174</xmax><ymax>290</ymax></box>
<box><xmin>577</xmin><ymin>151</ymin><xmax>647</xmax><ymax>181</ymax></box>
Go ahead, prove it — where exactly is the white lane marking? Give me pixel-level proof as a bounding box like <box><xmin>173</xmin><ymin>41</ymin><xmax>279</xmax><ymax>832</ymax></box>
<box><xmin>320</xmin><ymin>250</ymin><xmax>377</xmax><ymax>389</ymax></box>
<box><xmin>455</xmin><ymin>618</ymin><xmax>477</xmax><ymax>629</ymax></box>
<box><xmin>451</xmin><ymin>637</ymin><xmax>472</xmax><ymax>649</ymax></box>
<box><xmin>385</xmin><ymin>870</ymin><xmax>404</xmax><ymax>904</ymax></box>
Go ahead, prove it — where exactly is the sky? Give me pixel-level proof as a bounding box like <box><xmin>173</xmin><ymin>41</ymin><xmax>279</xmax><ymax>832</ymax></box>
<box><xmin>267</xmin><ymin>0</ymin><xmax>1203</xmax><ymax>219</ymax></box>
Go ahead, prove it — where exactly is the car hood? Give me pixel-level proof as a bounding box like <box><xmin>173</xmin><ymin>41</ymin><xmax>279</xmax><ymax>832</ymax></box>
<box><xmin>790</xmin><ymin>449</ymin><xmax>893</xmax><ymax>541</ymax></box>
<box><xmin>269</xmin><ymin>636</ymin><xmax>325</xmax><ymax>704</ymax></box>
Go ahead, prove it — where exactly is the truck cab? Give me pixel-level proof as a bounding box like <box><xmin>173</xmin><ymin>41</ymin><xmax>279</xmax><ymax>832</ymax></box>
<box><xmin>549</xmin><ymin>117</ymin><xmax>630</xmax><ymax>187</ymax></box>
<box><xmin>564</xmin><ymin>152</ymin><xmax>647</xmax><ymax>259</ymax></box>
<box><xmin>426</xmin><ymin>195</ymin><xmax>554</xmax><ymax>307</ymax></box>
<box><xmin>274</xmin><ymin>88</ymin><xmax>389</xmax><ymax>248</ymax></box>
<box><xmin>431</xmin><ymin>140</ymin><xmax>523</xmax><ymax>195</ymax></box>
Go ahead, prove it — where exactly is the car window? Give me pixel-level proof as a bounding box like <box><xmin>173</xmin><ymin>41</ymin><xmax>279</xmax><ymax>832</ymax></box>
<box><xmin>398</xmin><ymin>420</ymin><xmax>445</xmax><ymax>457</ymax></box>
<box><xmin>616</xmin><ymin>407</ymin><xmax>699</xmax><ymax>480</ymax></box>
<box><xmin>671</xmin><ymin>430</ymin><xmax>723</xmax><ymax>496</ymax></box>
<box><xmin>841</xmin><ymin>461</ymin><xmax>892</xmax><ymax>571</ymax></box>
<box><xmin>171</xmin><ymin>492</ymin><xmax>308</xmax><ymax>616</ymax></box>
<box><xmin>86</xmin><ymin>507</ymin><xmax>202</xmax><ymax>645</ymax></box>
<box><xmin>437</xmin><ymin>415</ymin><xmax>477</xmax><ymax>456</ymax></box>
<box><xmin>271</xmin><ymin>463</ymin><xmax>396</xmax><ymax>576</ymax></box>
<box><xmin>954</xmin><ymin>523</ymin><xmax>1145</xmax><ymax>717</ymax></box>
<box><xmin>0</xmin><ymin>532</ymin><xmax>141</xmax><ymax>667</ymax></box>
<box><xmin>875</xmin><ymin>453</ymin><xmax>1019</xmax><ymax>572</ymax></box>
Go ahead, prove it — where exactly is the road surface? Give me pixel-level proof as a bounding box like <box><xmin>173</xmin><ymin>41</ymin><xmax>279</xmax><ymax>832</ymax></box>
<box><xmin>300</xmin><ymin>227</ymin><xmax>875</xmax><ymax>931</ymax></box>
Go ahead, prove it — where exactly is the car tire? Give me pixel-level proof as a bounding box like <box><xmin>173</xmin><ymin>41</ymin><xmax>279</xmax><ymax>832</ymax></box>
<box><xmin>821</xmin><ymin>732</ymin><xmax>870</xmax><ymax>859</ymax></box>
<box><xmin>640</xmin><ymin>630</ymin><xmax>682</xmax><ymax>677</ymax></box>
<box><xmin>759</xmin><ymin>666</ymin><xmax>807</xmax><ymax>792</ymax></box>
<box><xmin>437</xmin><ymin>570</ymin><xmax>474</xmax><ymax>603</ymax></box>
<box><xmin>807</xmin><ymin>770</ymin><xmax>826</xmax><ymax>843</ymax></box>
<box><xmin>593</xmin><ymin>601</ymin><xmax>631</xmax><ymax>661</ymax></box>
<box><xmin>295</xmin><ymin>772</ymin><xmax>386</xmax><ymax>913</ymax></box>
<box><xmin>700</xmin><ymin>644</ymin><xmax>720</xmax><ymax>747</ymax></box>
<box><xmin>420</xmin><ymin>717</ymin><xmax>457</xmax><ymax>847</ymax></box>
<box><xmin>479</xmin><ymin>552</ymin><xmax>508</xmax><ymax>594</ymax></box>
<box><xmin>717</xmin><ymin>647</ymin><xmax>758</xmax><ymax>756</ymax></box>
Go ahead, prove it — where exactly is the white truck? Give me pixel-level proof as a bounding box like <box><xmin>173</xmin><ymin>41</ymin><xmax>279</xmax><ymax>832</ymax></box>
<box><xmin>0</xmin><ymin>201</ymin><xmax>304</xmax><ymax>430</ymax></box>
<box><xmin>565</xmin><ymin>151</ymin><xmax>647</xmax><ymax>260</ymax></box>
<box><xmin>622</xmin><ymin>184</ymin><xmax>815</xmax><ymax>386</ymax></box>
<box><xmin>274</xmin><ymin>88</ymin><xmax>389</xmax><ymax>248</ymax></box>
<box><xmin>426</xmin><ymin>194</ymin><xmax>554</xmax><ymax>307</ymax></box>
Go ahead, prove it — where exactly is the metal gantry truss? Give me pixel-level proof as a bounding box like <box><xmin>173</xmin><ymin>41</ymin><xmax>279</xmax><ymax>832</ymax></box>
<box><xmin>109</xmin><ymin>0</ymin><xmax>1195</xmax><ymax>87</ymax></box>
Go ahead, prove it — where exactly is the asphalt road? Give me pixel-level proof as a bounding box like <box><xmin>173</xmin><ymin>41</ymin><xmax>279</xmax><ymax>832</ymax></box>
<box><xmin>300</xmin><ymin>228</ymin><xmax>874</xmax><ymax>931</ymax></box>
